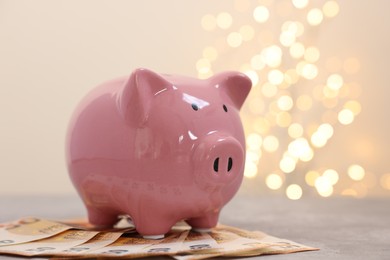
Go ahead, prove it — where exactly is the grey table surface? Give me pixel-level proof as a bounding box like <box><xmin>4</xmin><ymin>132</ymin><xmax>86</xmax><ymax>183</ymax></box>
<box><xmin>0</xmin><ymin>194</ymin><xmax>389</xmax><ymax>259</ymax></box>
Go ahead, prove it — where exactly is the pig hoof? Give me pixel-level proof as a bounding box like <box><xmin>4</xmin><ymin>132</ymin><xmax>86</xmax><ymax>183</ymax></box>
<box><xmin>143</xmin><ymin>234</ymin><xmax>164</xmax><ymax>240</ymax></box>
<box><xmin>192</xmin><ymin>228</ymin><xmax>212</xmax><ymax>233</ymax></box>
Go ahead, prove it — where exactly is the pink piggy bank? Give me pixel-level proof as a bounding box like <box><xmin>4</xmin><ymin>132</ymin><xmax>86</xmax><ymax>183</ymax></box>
<box><xmin>66</xmin><ymin>68</ymin><xmax>251</xmax><ymax>238</ymax></box>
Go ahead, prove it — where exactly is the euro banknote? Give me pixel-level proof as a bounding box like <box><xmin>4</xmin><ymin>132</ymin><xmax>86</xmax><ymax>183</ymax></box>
<box><xmin>0</xmin><ymin>217</ymin><xmax>318</xmax><ymax>259</ymax></box>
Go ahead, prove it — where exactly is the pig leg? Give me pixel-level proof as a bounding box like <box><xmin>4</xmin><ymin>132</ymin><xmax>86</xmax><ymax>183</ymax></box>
<box><xmin>86</xmin><ymin>206</ymin><xmax>118</xmax><ymax>228</ymax></box>
<box><xmin>133</xmin><ymin>216</ymin><xmax>176</xmax><ymax>239</ymax></box>
<box><xmin>186</xmin><ymin>211</ymin><xmax>220</xmax><ymax>232</ymax></box>
<box><xmin>131</xmin><ymin>211</ymin><xmax>176</xmax><ymax>239</ymax></box>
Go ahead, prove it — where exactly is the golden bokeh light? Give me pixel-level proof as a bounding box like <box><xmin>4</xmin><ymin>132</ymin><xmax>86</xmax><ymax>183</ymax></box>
<box><xmin>288</xmin><ymin>138</ymin><xmax>314</xmax><ymax>162</ymax></box>
<box><xmin>315</xmin><ymin>176</ymin><xmax>333</xmax><ymax>197</ymax></box>
<box><xmin>305</xmin><ymin>170</ymin><xmax>320</xmax><ymax>186</ymax></box>
<box><xmin>322</xmin><ymin>0</ymin><xmax>340</xmax><ymax>18</ymax></box>
<box><xmin>198</xmin><ymin>1</ymin><xmax>371</xmax><ymax>200</ymax></box>
<box><xmin>196</xmin><ymin>58</ymin><xmax>211</xmax><ymax>74</ymax></box>
<box><xmin>251</xmin><ymin>54</ymin><xmax>265</xmax><ymax>70</ymax></box>
<box><xmin>277</xmin><ymin>95</ymin><xmax>294</xmax><ymax>111</ymax></box>
<box><xmin>289</xmin><ymin>42</ymin><xmax>305</xmax><ymax>59</ymax></box>
<box><xmin>338</xmin><ymin>108</ymin><xmax>354</xmax><ymax>125</ymax></box>
<box><xmin>301</xmin><ymin>63</ymin><xmax>319</xmax><ymax>80</ymax></box>
<box><xmin>227</xmin><ymin>32</ymin><xmax>243</xmax><ymax>48</ymax></box>
<box><xmin>268</xmin><ymin>69</ymin><xmax>284</xmax><ymax>85</ymax></box>
<box><xmin>244</xmin><ymin>70</ymin><xmax>259</xmax><ymax>86</ymax></box>
<box><xmin>244</xmin><ymin>161</ymin><xmax>258</xmax><ymax>178</ymax></box>
<box><xmin>323</xmin><ymin>169</ymin><xmax>339</xmax><ymax>185</ymax></box>
<box><xmin>262</xmin><ymin>45</ymin><xmax>283</xmax><ymax>67</ymax></box>
<box><xmin>261</xmin><ymin>83</ymin><xmax>278</xmax><ymax>97</ymax></box>
<box><xmin>286</xmin><ymin>184</ymin><xmax>303</xmax><ymax>200</ymax></box>
<box><xmin>310</xmin><ymin>123</ymin><xmax>333</xmax><ymax>148</ymax></box>
<box><xmin>266</xmin><ymin>173</ymin><xmax>283</xmax><ymax>190</ymax></box>
<box><xmin>307</xmin><ymin>8</ymin><xmax>324</xmax><ymax>26</ymax></box>
<box><xmin>323</xmin><ymin>85</ymin><xmax>339</xmax><ymax>99</ymax></box>
<box><xmin>246</xmin><ymin>150</ymin><xmax>261</xmax><ymax>163</ymax></box>
<box><xmin>304</xmin><ymin>46</ymin><xmax>320</xmax><ymax>63</ymax></box>
<box><xmin>253</xmin><ymin>5</ymin><xmax>270</xmax><ymax>23</ymax></box>
<box><xmin>348</xmin><ymin>164</ymin><xmax>366</xmax><ymax>181</ymax></box>
<box><xmin>263</xmin><ymin>135</ymin><xmax>279</xmax><ymax>152</ymax></box>
<box><xmin>216</xmin><ymin>12</ymin><xmax>233</xmax><ymax>29</ymax></box>
<box><xmin>279</xmin><ymin>31</ymin><xmax>296</xmax><ymax>47</ymax></box>
<box><xmin>279</xmin><ymin>155</ymin><xmax>296</xmax><ymax>173</ymax></box>
<box><xmin>288</xmin><ymin>123</ymin><xmax>304</xmax><ymax>138</ymax></box>
<box><xmin>311</xmin><ymin>132</ymin><xmax>327</xmax><ymax>148</ymax></box>
<box><xmin>341</xmin><ymin>188</ymin><xmax>358</xmax><ymax>197</ymax></box>
<box><xmin>292</xmin><ymin>0</ymin><xmax>309</xmax><ymax>9</ymax></box>
<box><xmin>318</xmin><ymin>123</ymin><xmax>334</xmax><ymax>139</ymax></box>
<box><xmin>276</xmin><ymin>111</ymin><xmax>292</xmax><ymax>127</ymax></box>
<box><xmin>344</xmin><ymin>100</ymin><xmax>361</xmax><ymax>115</ymax></box>
<box><xmin>247</xmin><ymin>133</ymin><xmax>263</xmax><ymax>150</ymax></box>
<box><xmin>284</xmin><ymin>21</ymin><xmax>305</xmax><ymax>37</ymax></box>
<box><xmin>327</xmin><ymin>74</ymin><xmax>344</xmax><ymax>90</ymax></box>
<box><xmin>239</xmin><ymin>25</ymin><xmax>255</xmax><ymax>41</ymax></box>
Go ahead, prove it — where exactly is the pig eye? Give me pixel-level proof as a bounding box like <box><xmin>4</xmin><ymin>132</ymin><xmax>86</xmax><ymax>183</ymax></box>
<box><xmin>223</xmin><ymin>104</ymin><xmax>228</xmax><ymax>112</ymax></box>
<box><xmin>191</xmin><ymin>103</ymin><xmax>199</xmax><ymax>111</ymax></box>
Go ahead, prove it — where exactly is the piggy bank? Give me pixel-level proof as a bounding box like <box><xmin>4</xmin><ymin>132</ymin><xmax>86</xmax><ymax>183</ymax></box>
<box><xmin>66</xmin><ymin>68</ymin><xmax>251</xmax><ymax>239</ymax></box>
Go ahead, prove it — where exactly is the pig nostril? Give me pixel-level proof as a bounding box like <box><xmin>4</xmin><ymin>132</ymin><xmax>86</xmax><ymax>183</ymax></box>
<box><xmin>213</xmin><ymin>158</ymin><xmax>219</xmax><ymax>173</ymax></box>
<box><xmin>227</xmin><ymin>157</ymin><xmax>233</xmax><ymax>172</ymax></box>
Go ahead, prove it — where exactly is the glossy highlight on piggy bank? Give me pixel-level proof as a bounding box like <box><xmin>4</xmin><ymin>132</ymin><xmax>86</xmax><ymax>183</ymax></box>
<box><xmin>66</xmin><ymin>68</ymin><xmax>252</xmax><ymax>239</ymax></box>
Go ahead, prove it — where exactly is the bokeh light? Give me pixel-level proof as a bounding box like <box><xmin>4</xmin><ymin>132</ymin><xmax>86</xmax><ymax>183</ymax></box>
<box><xmin>305</xmin><ymin>170</ymin><xmax>320</xmax><ymax>186</ymax></box>
<box><xmin>288</xmin><ymin>123</ymin><xmax>304</xmax><ymax>138</ymax></box>
<box><xmin>348</xmin><ymin>164</ymin><xmax>365</xmax><ymax>181</ymax></box>
<box><xmin>323</xmin><ymin>169</ymin><xmax>339</xmax><ymax>185</ymax></box>
<box><xmin>239</xmin><ymin>25</ymin><xmax>255</xmax><ymax>41</ymax></box>
<box><xmin>338</xmin><ymin>108</ymin><xmax>354</xmax><ymax>125</ymax></box>
<box><xmin>263</xmin><ymin>135</ymin><xmax>279</xmax><ymax>152</ymax></box>
<box><xmin>216</xmin><ymin>12</ymin><xmax>233</xmax><ymax>29</ymax></box>
<box><xmin>197</xmin><ymin>1</ymin><xmax>377</xmax><ymax>200</ymax></box>
<box><xmin>304</xmin><ymin>46</ymin><xmax>320</xmax><ymax>63</ymax></box>
<box><xmin>322</xmin><ymin>1</ymin><xmax>339</xmax><ymax>18</ymax></box>
<box><xmin>286</xmin><ymin>184</ymin><xmax>303</xmax><ymax>200</ymax></box>
<box><xmin>315</xmin><ymin>176</ymin><xmax>333</xmax><ymax>197</ymax></box>
<box><xmin>292</xmin><ymin>0</ymin><xmax>309</xmax><ymax>9</ymax></box>
<box><xmin>307</xmin><ymin>8</ymin><xmax>324</xmax><ymax>26</ymax></box>
<box><xmin>253</xmin><ymin>6</ymin><xmax>270</xmax><ymax>23</ymax></box>
<box><xmin>266</xmin><ymin>174</ymin><xmax>283</xmax><ymax>190</ymax></box>
<box><xmin>227</xmin><ymin>32</ymin><xmax>243</xmax><ymax>47</ymax></box>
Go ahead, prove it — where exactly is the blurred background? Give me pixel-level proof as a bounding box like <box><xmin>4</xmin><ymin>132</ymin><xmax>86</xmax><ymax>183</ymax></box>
<box><xmin>1</xmin><ymin>0</ymin><xmax>389</xmax><ymax>199</ymax></box>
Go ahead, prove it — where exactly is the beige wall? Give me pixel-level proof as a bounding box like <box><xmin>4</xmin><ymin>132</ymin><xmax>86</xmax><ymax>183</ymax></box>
<box><xmin>0</xmin><ymin>0</ymin><xmax>389</xmax><ymax>196</ymax></box>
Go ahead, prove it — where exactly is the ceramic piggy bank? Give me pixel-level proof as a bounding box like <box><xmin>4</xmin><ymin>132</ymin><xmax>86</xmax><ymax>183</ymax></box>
<box><xmin>66</xmin><ymin>68</ymin><xmax>251</xmax><ymax>238</ymax></box>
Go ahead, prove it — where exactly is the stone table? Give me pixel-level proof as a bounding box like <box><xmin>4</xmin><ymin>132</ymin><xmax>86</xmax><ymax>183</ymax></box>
<box><xmin>0</xmin><ymin>194</ymin><xmax>389</xmax><ymax>259</ymax></box>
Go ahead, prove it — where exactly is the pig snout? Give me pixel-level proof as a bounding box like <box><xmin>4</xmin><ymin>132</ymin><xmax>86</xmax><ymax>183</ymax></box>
<box><xmin>193</xmin><ymin>135</ymin><xmax>244</xmax><ymax>186</ymax></box>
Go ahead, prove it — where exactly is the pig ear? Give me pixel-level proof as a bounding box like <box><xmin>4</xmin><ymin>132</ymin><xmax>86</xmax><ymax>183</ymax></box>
<box><xmin>118</xmin><ymin>68</ymin><xmax>172</xmax><ymax>124</ymax></box>
<box><xmin>212</xmin><ymin>72</ymin><xmax>252</xmax><ymax>110</ymax></box>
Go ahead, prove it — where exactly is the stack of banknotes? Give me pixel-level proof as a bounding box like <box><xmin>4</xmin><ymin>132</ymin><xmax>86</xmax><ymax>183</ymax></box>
<box><xmin>0</xmin><ymin>216</ymin><xmax>318</xmax><ymax>259</ymax></box>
